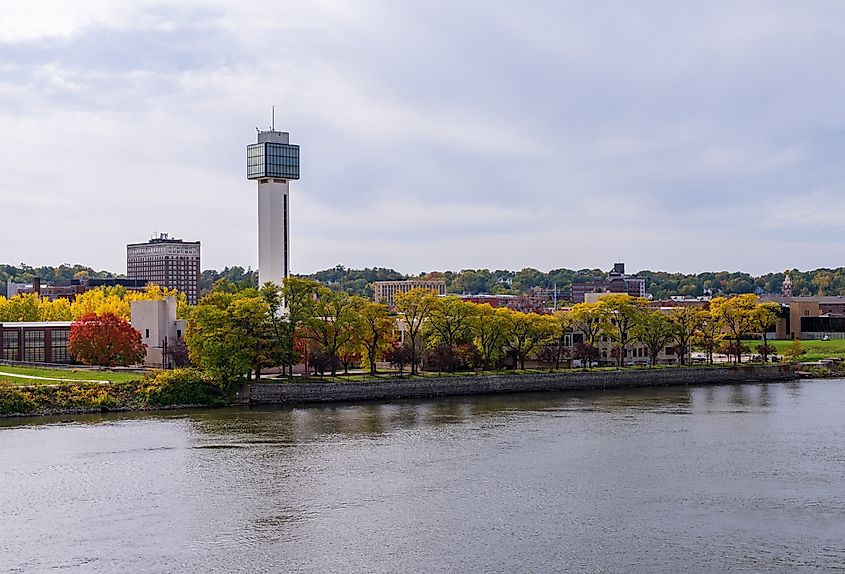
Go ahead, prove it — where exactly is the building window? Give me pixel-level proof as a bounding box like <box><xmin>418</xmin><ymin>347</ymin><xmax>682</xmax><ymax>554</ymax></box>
<box><xmin>2</xmin><ymin>331</ymin><xmax>19</xmax><ymax>361</ymax></box>
<box><xmin>24</xmin><ymin>330</ymin><xmax>45</xmax><ymax>362</ymax></box>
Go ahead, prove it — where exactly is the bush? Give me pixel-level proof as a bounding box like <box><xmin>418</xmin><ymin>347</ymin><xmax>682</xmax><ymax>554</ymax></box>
<box><xmin>0</xmin><ymin>383</ymin><xmax>37</xmax><ymax>415</ymax></box>
<box><xmin>137</xmin><ymin>369</ymin><xmax>225</xmax><ymax>406</ymax></box>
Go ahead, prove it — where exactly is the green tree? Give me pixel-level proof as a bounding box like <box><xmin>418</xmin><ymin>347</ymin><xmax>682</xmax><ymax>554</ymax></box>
<box><xmin>353</xmin><ymin>299</ymin><xmax>396</xmax><ymax>375</ymax></box>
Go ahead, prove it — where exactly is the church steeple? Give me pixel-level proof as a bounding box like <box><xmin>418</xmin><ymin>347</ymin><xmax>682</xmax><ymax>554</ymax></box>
<box><xmin>782</xmin><ymin>272</ymin><xmax>793</xmax><ymax>298</ymax></box>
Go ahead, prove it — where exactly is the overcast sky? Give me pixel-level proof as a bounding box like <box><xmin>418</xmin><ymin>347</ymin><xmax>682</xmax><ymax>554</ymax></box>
<box><xmin>2</xmin><ymin>1</ymin><xmax>844</xmax><ymax>276</ymax></box>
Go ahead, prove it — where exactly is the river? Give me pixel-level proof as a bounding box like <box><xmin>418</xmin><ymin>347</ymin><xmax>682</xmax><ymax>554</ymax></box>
<box><xmin>1</xmin><ymin>379</ymin><xmax>844</xmax><ymax>573</ymax></box>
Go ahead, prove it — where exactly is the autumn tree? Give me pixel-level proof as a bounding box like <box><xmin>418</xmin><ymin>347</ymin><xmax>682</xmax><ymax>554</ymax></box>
<box><xmin>668</xmin><ymin>306</ymin><xmax>705</xmax><ymax>365</ymax></box>
<box><xmin>598</xmin><ymin>295</ymin><xmax>650</xmax><ymax>367</ymax></box>
<box><xmin>695</xmin><ymin>311</ymin><xmax>723</xmax><ymax>364</ymax></box>
<box><xmin>711</xmin><ymin>294</ymin><xmax>759</xmax><ymax>364</ymax></box>
<box><xmin>501</xmin><ymin>311</ymin><xmax>559</xmax><ymax>370</ymax></box>
<box><xmin>353</xmin><ymin>300</ymin><xmax>396</xmax><ymax>375</ymax></box>
<box><xmin>394</xmin><ymin>288</ymin><xmax>438</xmax><ymax>375</ymax></box>
<box><xmin>424</xmin><ymin>296</ymin><xmax>475</xmax><ymax>371</ymax></box>
<box><xmin>634</xmin><ymin>310</ymin><xmax>676</xmax><ymax>367</ymax></box>
<box><xmin>305</xmin><ymin>287</ymin><xmax>359</xmax><ymax>377</ymax></box>
<box><xmin>468</xmin><ymin>304</ymin><xmax>508</xmax><ymax>370</ymax></box>
<box><xmin>68</xmin><ymin>313</ymin><xmax>146</xmax><ymax>367</ymax></box>
<box><xmin>568</xmin><ymin>302</ymin><xmax>604</xmax><ymax>347</ymax></box>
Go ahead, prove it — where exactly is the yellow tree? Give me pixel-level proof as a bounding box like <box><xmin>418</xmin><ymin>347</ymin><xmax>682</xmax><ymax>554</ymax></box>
<box><xmin>568</xmin><ymin>302</ymin><xmax>604</xmax><ymax>346</ymax></box>
<box><xmin>501</xmin><ymin>311</ymin><xmax>559</xmax><ymax>370</ymax></box>
<box><xmin>468</xmin><ymin>304</ymin><xmax>508</xmax><ymax>370</ymax></box>
<box><xmin>597</xmin><ymin>294</ymin><xmax>650</xmax><ymax>367</ymax></box>
<box><xmin>425</xmin><ymin>296</ymin><xmax>476</xmax><ymax>350</ymax></box>
<box><xmin>668</xmin><ymin>306</ymin><xmax>705</xmax><ymax>365</ymax></box>
<box><xmin>694</xmin><ymin>310</ymin><xmax>723</xmax><ymax>364</ymax></box>
<box><xmin>710</xmin><ymin>294</ymin><xmax>759</xmax><ymax>364</ymax></box>
<box><xmin>394</xmin><ymin>288</ymin><xmax>439</xmax><ymax>375</ymax></box>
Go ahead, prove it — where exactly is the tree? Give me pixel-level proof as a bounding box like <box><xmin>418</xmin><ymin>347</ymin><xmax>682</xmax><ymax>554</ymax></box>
<box><xmin>597</xmin><ymin>295</ymin><xmax>649</xmax><ymax>367</ymax></box>
<box><xmin>394</xmin><ymin>288</ymin><xmax>438</xmax><ymax>375</ymax></box>
<box><xmin>711</xmin><ymin>294</ymin><xmax>759</xmax><ymax>364</ymax></box>
<box><xmin>634</xmin><ymin>311</ymin><xmax>676</xmax><ymax>367</ymax></box>
<box><xmin>305</xmin><ymin>287</ymin><xmax>359</xmax><ymax>377</ymax></box>
<box><xmin>166</xmin><ymin>337</ymin><xmax>191</xmax><ymax>368</ymax></box>
<box><xmin>385</xmin><ymin>342</ymin><xmax>414</xmax><ymax>376</ymax></box>
<box><xmin>185</xmin><ymin>290</ymin><xmax>270</xmax><ymax>387</ymax></box>
<box><xmin>426</xmin><ymin>296</ymin><xmax>475</xmax><ymax>349</ymax></box>
<box><xmin>68</xmin><ymin>313</ymin><xmax>146</xmax><ymax>367</ymax></box>
<box><xmin>783</xmin><ymin>339</ymin><xmax>806</xmax><ymax>363</ymax></box>
<box><xmin>571</xmin><ymin>342</ymin><xmax>599</xmax><ymax>368</ymax></box>
<box><xmin>668</xmin><ymin>307</ymin><xmax>705</xmax><ymax>365</ymax></box>
<box><xmin>468</xmin><ymin>305</ymin><xmax>508</xmax><ymax>370</ymax></box>
<box><xmin>501</xmin><ymin>311</ymin><xmax>559</xmax><ymax>370</ymax></box>
<box><xmin>278</xmin><ymin>277</ymin><xmax>320</xmax><ymax>376</ymax></box>
<box><xmin>568</xmin><ymin>302</ymin><xmax>604</xmax><ymax>347</ymax></box>
<box><xmin>754</xmin><ymin>302</ymin><xmax>781</xmax><ymax>357</ymax></box>
<box><xmin>755</xmin><ymin>343</ymin><xmax>777</xmax><ymax>363</ymax></box>
<box><xmin>353</xmin><ymin>300</ymin><xmax>396</xmax><ymax>375</ymax></box>
<box><xmin>695</xmin><ymin>311</ymin><xmax>723</xmax><ymax>364</ymax></box>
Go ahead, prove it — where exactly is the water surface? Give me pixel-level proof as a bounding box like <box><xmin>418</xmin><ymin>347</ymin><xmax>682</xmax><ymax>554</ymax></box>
<box><xmin>1</xmin><ymin>380</ymin><xmax>844</xmax><ymax>573</ymax></box>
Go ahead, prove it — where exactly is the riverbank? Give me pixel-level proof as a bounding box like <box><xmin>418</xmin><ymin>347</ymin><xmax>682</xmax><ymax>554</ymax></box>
<box><xmin>246</xmin><ymin>364</ymin><xmax>798</xmax><ymax>405</ymax></box>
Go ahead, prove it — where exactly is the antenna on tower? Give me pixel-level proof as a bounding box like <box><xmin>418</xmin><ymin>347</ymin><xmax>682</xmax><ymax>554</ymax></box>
<box><xmin>272</xmin><ymin>105</ymin><xmax>275</xmax><ymax>131</ymax></box>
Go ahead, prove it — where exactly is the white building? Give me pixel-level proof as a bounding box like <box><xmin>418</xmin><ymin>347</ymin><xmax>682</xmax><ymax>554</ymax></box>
<box><xmin>130</xmin><ymin>296</ymin><xmax>186</xmax><ymax>368</ymax></box>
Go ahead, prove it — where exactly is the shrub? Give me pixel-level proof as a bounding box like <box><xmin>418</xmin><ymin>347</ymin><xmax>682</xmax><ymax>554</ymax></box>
<box><xmin>0</xmin><ymin>383</ymin><xmax>37</xmax><ymax>415</ymax></box>
<box><xmin>137</xmin><ymin>369</ymin><xmax>225</xmax><ymax>406</ymax></box>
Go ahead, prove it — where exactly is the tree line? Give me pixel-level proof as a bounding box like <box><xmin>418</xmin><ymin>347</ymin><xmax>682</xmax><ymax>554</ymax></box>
<box><xmin>7</xmin><ymin>261</ymin><xmax>845</xmax><ymax>300</ymax></box>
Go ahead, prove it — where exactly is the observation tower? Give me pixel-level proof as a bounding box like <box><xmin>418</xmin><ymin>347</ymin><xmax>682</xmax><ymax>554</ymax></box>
<box><xmin>246</xmin><ymin>128</ymin><xmax>300</xmax><ymax>287</ymax></box>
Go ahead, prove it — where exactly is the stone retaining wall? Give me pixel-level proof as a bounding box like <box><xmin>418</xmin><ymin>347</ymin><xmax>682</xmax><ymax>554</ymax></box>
<box><xmin>247</xmin><ymin>365</ymin><xmax>797</xmax><ymax>405</ymax></box>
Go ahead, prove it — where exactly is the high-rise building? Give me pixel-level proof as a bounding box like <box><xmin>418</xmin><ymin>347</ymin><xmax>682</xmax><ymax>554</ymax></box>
<box><xmin>247</xmin><ymin>128</ymin><xmax>300</xmax><ymax>287</ymax></box>
<box><xmin>127</xmin><ymin>234</ymin><xmax>201</xmax><ymax>304</ymax></box>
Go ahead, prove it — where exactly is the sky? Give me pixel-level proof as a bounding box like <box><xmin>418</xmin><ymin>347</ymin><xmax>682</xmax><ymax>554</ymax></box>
<box><xmin>2</xmin><ymin>1</ymin><xmax>844</xmax><ymax>277</ymax></box>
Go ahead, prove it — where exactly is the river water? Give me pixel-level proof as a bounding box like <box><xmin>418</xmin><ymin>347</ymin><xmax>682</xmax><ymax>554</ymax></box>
<box><xmin>1</xmin><ymin>379</ymin><xmax>844</xmax><ymax>573</ymax></box>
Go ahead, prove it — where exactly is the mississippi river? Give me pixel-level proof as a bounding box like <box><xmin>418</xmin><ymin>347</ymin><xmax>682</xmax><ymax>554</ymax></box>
<box><xmin>1</xmin><ymin>379</ymin><xmax>843</xmax><ymax>573</ymax></box>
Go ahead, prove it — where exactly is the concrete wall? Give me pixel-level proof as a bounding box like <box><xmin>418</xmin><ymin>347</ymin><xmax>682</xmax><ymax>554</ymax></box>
<box><xmin>247</xmin><ymin>365</ymin><xmax>796</xmax><ymax>405</ymax></box>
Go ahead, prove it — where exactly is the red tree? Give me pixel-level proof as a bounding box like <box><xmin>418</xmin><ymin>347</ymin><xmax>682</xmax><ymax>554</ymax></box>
<box><xmin>68</xmin><ymin>313</ymin><xmax>147</xmax><ymax>366</ymax></box>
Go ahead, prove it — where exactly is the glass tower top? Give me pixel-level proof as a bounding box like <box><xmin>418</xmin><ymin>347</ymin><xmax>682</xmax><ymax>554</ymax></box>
<box><xmin>247</xmin><ymin>142</ymin><xmax>300</xmax><ymax>180</ymax></box>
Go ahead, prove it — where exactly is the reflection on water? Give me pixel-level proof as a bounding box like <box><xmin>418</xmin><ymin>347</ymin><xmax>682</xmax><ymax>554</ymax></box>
<box><xmin>1</xmin><ymin>380</ymin><xmax>844</xmax><ymax>573</ymax></box>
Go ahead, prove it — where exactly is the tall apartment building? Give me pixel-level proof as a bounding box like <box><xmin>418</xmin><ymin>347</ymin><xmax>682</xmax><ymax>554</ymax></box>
<box><xmin>373</xmin><ymin>280</ymin><xmax>447</xmax><ymax>307</ymax></box>
<box><xmin>127</xmin><ymin>234</ymin><xmax>201</xmax><ymax>304</ymax></box>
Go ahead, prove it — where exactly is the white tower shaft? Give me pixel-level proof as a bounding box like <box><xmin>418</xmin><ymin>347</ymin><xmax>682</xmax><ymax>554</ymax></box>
<box><xmin>257</xmin><ymin>179</ymin><xmax>289</xmax><ymax>286</ymax></box>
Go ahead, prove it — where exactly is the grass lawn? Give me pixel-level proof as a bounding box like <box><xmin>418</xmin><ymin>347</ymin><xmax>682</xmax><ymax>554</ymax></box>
<box><xmin>743</xmin><ymin>339</ymin><xmax>845</xmax><ymax>361</ymax></box>
<box><xmin>0</xmin><ymin>365</ymin><xmax>143</xmax><ymax>386</ymax></box>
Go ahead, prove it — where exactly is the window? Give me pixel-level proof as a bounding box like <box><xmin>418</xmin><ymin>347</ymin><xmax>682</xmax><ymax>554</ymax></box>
<box><xmin>24</xmin><ymin>330</ymin><xmax>45</xmax><ymax>362</ymax></box>
<box><xmin>3</xmin><ymin>330</ymin><xmax>19</xmax><ymax>361</ymax></box>
<box><xmin>145</xmin><ymin>329</ymin><xmax>150</xmax><ymax>338</ymax></box>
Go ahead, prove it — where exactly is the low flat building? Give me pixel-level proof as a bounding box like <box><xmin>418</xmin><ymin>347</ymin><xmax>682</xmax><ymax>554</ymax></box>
<box><xmin>0</xmin><ymin>321</ymin><xmax>73</xmax><ymax>364</ymax></box>
<box><xmin>373</xmin><ymin>280</ymin><xmax>446</xmax><ymax>306</ymax></box>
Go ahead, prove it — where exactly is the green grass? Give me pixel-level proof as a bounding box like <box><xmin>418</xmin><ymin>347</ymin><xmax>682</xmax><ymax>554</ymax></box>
<box><xmin>0</xmin><ymin>365</ymin><xmax>143</xmax><ymax>386</ymax></box>
<box><xmin>742</xmin><ymin>339</ymin><xmax>845</xmax><ymax>362</ymax></box>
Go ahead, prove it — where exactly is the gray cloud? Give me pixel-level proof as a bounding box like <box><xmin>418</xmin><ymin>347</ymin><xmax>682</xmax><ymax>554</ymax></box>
<box><xmin>2</xmin><ymin>1</ymin><xmax>845</xmax><ymax>276</ymax></box>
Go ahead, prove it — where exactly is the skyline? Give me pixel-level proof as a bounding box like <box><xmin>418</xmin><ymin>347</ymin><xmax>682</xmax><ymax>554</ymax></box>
<box><xmin>3</xmin><ymin>2</ymin><xmax>845</xmax><ymax>276</ymax></box>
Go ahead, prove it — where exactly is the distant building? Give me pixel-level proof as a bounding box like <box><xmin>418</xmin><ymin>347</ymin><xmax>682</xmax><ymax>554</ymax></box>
<box><xmin>373</xmin><ymin>280</ymin><xmax>446</xmax><ymax>306</ymax></box>
<box><xmin>570</xmin><ymin>263</ymin><xmax>646</xmax><ymax>304</ymax></box>
<box><xmin>456</xmin><ymin>294</ymin><xmax>517</xmax><ymax>308</ymax></box>
<box><xmin>130</xmin><ymin>296</ymin><xmax>186</xmax><ymax>368</ymax></box>
<box><xmin>0</xmin><ymin>321</ymin><xmax>73</xmax><ymax>363</ymax></box>
<box><xmin>127</xmin><ymin>233</ymin><xmax>201</xmax><ymax>304</ymax></box>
